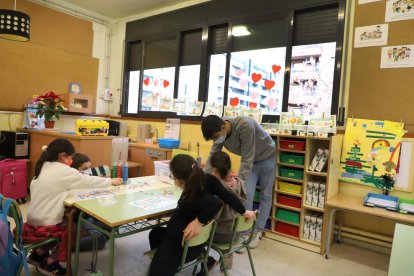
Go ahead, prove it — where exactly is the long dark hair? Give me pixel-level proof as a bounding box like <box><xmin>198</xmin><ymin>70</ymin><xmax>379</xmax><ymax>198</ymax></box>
<box><xmin>34</xmin><ymin>138</ymin><xmax>76</xmax><ymax>179</ymax></box>
<box><xmin>210</xmin><ymin>151</ymin><xmax>231</xmax><ymax>179</ymax></box>
<box><xmin>170</xmin><ymin>154</ymin><xmax>204</xmax><ymax>201</ymax></box>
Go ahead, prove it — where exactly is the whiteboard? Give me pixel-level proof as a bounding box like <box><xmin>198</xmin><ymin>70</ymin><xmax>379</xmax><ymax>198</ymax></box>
<box><xmin>394</xmin><ymin>139</ymin><xmax>414</xmax><ymax>192</ymax></box>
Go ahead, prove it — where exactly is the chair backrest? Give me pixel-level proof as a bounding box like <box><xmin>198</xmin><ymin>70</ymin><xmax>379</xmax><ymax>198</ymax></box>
<box><xmin>228</xmin><ymin>212</ymin><xmax>259</xmax><ymax>248</ymax></box>
<box><xmin>179</xmin><ymin>220</ymin><xmax>217</xmax><ymax>270</ymax></box>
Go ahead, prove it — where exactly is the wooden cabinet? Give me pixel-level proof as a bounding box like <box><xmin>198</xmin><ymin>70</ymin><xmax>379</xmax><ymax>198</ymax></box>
<box><xmin>128</xmin><ymin>143</ymin><xmax>173</xmax><ymax>176</ymax></box>
<box><xmin>22</xmin><ymin>129</ymin><xmax>113</xmax><ymax>183</ymax></box>
<box><xmin>266</xmin><ymin>134</ymin><xmax>343</xmax><ymax>254</ymax></box>
<box><xmin>63</xmin><ymin>93</ymin><xmax>93</xmax><ymax>113</ymax></box>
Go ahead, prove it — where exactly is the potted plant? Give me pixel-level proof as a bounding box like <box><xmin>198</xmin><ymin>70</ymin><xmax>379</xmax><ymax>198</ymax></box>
<box><xmin>34</xmin><ymin>91</ymin><xmax>65</xmax><ymax>128</ymax></box>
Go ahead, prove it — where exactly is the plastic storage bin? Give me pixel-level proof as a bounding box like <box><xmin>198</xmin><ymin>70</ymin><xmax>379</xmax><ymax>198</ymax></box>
<box><xmin>153</xmin><ymin>160</ymin><xmax>173</xmax><ymax>184</ymax></box>
<box><xmin>278</xmin><ymin>181</ymin><xmax>302</xmax><ymax>194</ymax></box>
<box><xmin>254</xmin><ymin>190</ymin><xmax>261</xmax><ymax>202</ymax></box>
<box><xmin>158</xmin><ymin>138</ymin><xmax>180</xmax><ymax>149</ymax></box>
<box><xmin>277</xmin><ymin>194</ymin><xmax>301</xmax><ymax>208</ymax></box>
<box><xmin>275</xmin><ymin>208</ymin><xmax>300</xmax><ymax>224</ymax></box>
<box><xmin>275</xmin><ymin>221</ymin><xmax>299</xmax><ymax>238</ymax></box>
<box><xmin>280</xmin><ymin>153</ymin><xmax>305</xmax><ymax>165</ymax></box>
<box><xmin>280</xmin><ymin>167</ymin><xmax>304</xmax><ymax>180</ymax></box>
<box><xmin>279</xmin><ymin>139</ymin><xmax>306</xmax><ymax>151</ymax></box>
<box><xmin>76</xmin><ymin>119</ymin><xmax>109</xmax><ymax>136</ymax></box>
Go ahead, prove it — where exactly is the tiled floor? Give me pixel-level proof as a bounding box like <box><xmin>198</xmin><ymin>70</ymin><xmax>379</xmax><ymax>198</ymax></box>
<box><xmin>15</xmin><ymin>203</ymin><xmax>390</xmax><ymax>276</ymax></box>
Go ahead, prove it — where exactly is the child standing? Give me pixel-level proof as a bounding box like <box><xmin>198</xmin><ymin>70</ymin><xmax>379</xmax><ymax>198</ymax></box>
<box><xmin>23</xmin><ymin>138</ymin><xmax>122</xmax><ymax>275</ymax></box>
<box><xmin>148</xmin><ymin>154</ymin><xmax>255</xmax><ymax>275</ymax></box>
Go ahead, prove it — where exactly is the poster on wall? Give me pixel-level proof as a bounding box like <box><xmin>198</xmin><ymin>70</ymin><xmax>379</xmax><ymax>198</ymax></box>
<box><xmin>354</xmin><ymin>24</ymin><xmax>388</xmax><ymax>48</ymax></box>
<box><xmin>359</xmin><ymin>0</ymin><xmax>382</xmax><ymax>3</ymax></box>
<box><xmin>340</xmin><ymin>118</ymin><xmax>405</xmax><ymax>190</ymax></box>
<box><xmin>385</xmin><ymin>0</ymin><xmax>414</xmax><ymax>22</ymax></box>
<box><xmin>380</xmin><ymin>44</ymin><xmax>414</xmax><ymax>68</ymax></box>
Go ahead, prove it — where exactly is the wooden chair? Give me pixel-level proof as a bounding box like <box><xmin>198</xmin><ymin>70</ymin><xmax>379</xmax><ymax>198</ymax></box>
<box><xmin>211</xmin><ymin>213</ymin><xmax>258</xmax><ymax>276</ymax></box>
<box><xmin>145</xmin><ymin>220</ymin><xmax>217</xmax><ymax>275</ymax></box>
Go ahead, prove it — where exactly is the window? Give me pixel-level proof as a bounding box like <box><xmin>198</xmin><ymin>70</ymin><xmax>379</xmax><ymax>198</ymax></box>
<box><xmin>140</xmin><ymin>37</ymin><xmax>177</xmax><ymax>112</ymax></box>
<box><xmin>227</xmin><ymin>18</ymin><xmax>288</xmax><ymax>115</ymax></box>
<box><xmin>177</xmin><ymin>30</ymin><xmax>202</xmax><ymax>102</ymax></box>
<box><xmin>125</xmin><ymin>41</ymin><xmax>142</xmax><ymax>114</ymax></box>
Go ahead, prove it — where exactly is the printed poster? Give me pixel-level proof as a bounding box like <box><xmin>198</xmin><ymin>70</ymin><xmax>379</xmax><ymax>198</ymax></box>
<box><xmin>172</xmin><ymin>99</ymin><xmax>186</xmax><ymax>113</ymax></box>
<box><xmin>165</xmin><ymin>118</ymin><xmax>180</xmax><ymax>139</ymax></box>
<box><xmin>359</xmin><ymin>0</ymin><xmax>382</xmax><ymax>3</ymax></box>
<box><xmin>202</xmin><ymin>102</ymin><xmax>223</xmax><ymax>117</ymax></box>
<box><xmin>354</xmin><ymin>24</ymin><xmax>388</xmax><ymax>48</ymax></box>
<box><xmin>380</xmin><ymin>45</ymin><xmax>414</xmax><ymax>68</ymax></box>
<box><xmin>385</xmin><ymin>0</ymin><xmax>414</xmax><ymax>22</ymax></box>
<box><xmin>340</xmin><ymin>118</ymin><xmax>404</xmax><ymax>189</ymax></box>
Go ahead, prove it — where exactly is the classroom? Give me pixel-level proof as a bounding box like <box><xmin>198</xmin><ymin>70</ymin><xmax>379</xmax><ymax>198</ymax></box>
<box><xmin>1</xmin><ymin>0</ymin><xmax>414</xmax><ymax>275</ymax></box>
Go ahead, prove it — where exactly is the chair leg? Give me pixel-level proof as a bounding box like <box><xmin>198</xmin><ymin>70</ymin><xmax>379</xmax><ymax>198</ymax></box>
<box><xmin>191</xmin><ymin>264</ymin><xmax>198</xmax><ymax>275</ymax></box>
<box><xmin>202</xmin><ymin>260</ymin><xmax>209</xmax><ymax>275</ymax></box>
<box><xmin>246</xmin><ymin>248</ymin><xmax>256</xmax><ymax>276</ymax></box>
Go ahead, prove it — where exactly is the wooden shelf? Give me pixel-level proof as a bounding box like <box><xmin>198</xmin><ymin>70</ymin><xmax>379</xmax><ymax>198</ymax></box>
<box><xmin>274</xmin><ymin>203</ymin><xmax>301</xmax><ymax>212</ymax></box>
<box><xmin>275</xmin><ymin>189</ymin><xmax>302</xmax><ymax>198</ymax></box>
<box><xmin>278</xmin><ymin>148</ymin><xmax>306</xmax><ymax>154</ymax></box>
<box><xmin>301</xmin><ymin>238</ymin><xmax>321</xmax><ymax>246</ymax></box>
<box><xmin>277</xmin><ymin>162</ymin><xmax>304</xmax><ymax>169</ymax></box>
<box><xmin>276</xmin><ymin>176</ymin><xmax>304</xmax><ymax>183</ymax></box>
<box><xmin>306</xmin><ymin>170</ymin><xmax>327</xmax><ymax>177</ymax></box>
<box><xmin>302</xmin><ymin>204</ymin><xmax>325</xmax><ymax>213</ymax></box>
<box><xmin>272</xmin><ymin>230</ymin><xmax>300</xmax><ymax>240</ymax></box>
<box><xmin>273</xmin><ymin>218</ymin><xmax>300</xmax><ymax>227</ymax></box>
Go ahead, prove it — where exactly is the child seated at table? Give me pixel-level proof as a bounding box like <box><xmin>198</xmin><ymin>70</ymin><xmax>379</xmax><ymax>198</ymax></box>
<box><xmin>147</xmin><ymin>154</ymin><xmax>255</xmax><ymax>275</ymax></box>
<box><xmin>70</xmin><ymin>153</ymin><xmax>110</xmax><ymax>252</ymax></box>
<box><xmin>23</xmin><ymin>138</ymin><xmax>122</xmax><ymax>275</ymax></box>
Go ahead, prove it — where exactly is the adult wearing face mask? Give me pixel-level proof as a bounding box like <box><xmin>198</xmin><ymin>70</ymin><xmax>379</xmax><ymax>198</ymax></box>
<box><xmin>201</xmin><ymin>115</ymin><xmax>276</xmax><ymax>249</ymax></box>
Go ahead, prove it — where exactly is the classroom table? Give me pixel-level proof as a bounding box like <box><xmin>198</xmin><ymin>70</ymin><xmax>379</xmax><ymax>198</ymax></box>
<box><xmin>325</xmin><ymin>193</ymin><xmax>414</xmax><ymax>259</ymax></box>
<box><xmin>64</xmin><ymin>176</ymin><xmax>181</xmax><ymax>276</ymax></box>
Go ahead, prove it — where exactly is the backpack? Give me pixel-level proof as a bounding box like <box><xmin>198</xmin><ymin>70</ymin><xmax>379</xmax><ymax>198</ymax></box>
<box><xmin>0</xmin><ymin>194</ymin><xmax>29</xmax><ymax>276</ymax></box>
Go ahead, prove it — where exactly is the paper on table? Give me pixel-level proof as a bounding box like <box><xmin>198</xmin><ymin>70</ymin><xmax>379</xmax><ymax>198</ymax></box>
<box><xmin>400</xmin><ymin>203</ymin><xmax>414</xmax><ymax>213</ymax></box>
<box><xmin>366</xmin><ymin>197</ymin><xmax>397</xmax><ymax>209</ymax></box>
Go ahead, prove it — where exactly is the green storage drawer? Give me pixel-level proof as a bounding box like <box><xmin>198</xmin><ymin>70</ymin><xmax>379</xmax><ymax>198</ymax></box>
<box><xmin>254</xmin><ymin>190</ymin><xmax>260</xmax><ymax>202</ymax></box>
<box><xmin>280</xmin><ymin>167</ymin><xmax>304</xmax><ymax>180</ymax></box>
<box><xmin>275</xmin><ymin>208</ymin><xmax>300</xmax><ymax>224</ymax></box>
<box><xmin>280</xmin><ymin>153</ymin><xmax>304</xmax><ymax>165</ymax></box>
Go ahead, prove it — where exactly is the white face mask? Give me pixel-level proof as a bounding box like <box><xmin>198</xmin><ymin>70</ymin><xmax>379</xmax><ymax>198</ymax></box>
<box><xmin>215</xmin><ymin>134</ymin><xmax>226</xmax><ymax>144</ymax></box>
<box><xmin>81</xmin><ymin>168</ymin><xmax>92</xmax><ymax>175</ymax></box>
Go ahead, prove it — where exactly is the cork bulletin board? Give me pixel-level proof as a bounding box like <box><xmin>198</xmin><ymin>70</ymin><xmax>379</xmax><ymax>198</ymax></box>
<box><xmin>348</xmin><ymin>1</ymin><xmax>414</xmax><ymax>133</ymax></box>
<box><xmin>0</xmin><ymin>0</ymin><xmax>98</xmax><ymax>111</ymax></box>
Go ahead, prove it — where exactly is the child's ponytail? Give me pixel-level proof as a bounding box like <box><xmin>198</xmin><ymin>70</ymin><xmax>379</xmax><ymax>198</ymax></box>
<box><xmin>169</xmin><ymin>154</ymin><xmax>204</xmax><ymax>201</ymax></box>
<box><xmin>34</xmin><ymin>138</ymin><xmax>75</xmax><ymax>179</ymax></box>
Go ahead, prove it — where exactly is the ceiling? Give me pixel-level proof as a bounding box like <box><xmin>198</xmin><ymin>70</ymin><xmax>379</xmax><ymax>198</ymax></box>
<box><xmin>41</xmin><ymin>0</ymin><xmax>207</xmax><ymax>20</ymax></box>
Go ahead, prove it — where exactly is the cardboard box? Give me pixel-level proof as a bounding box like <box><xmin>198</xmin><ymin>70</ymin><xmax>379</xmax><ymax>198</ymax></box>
<box><xmin>315</xmin><ymin>216</ymin><xmax>323</xmax><ymax>242</ymax></box>
<box><xmin>76</xmin><ymin>119</ymin><xmax>109</xmax><ymax>136</ymax></box>
<box><xmin>309</xmin><ymin>215</ymin><xmax>317</xmax><ymax>240</ymax></box>
<box><xmin>318</xmin><ymin>183</ymin><xmax>326</xmax><ymax>208</ymax></box>
<box><xmin>308</xmin><ymin>148</ymin><xmax>324</xmax><ymax>171</ymax></box>
<box><xmin>303</xmin><ymin>214</ymin><xmax>312</xmax><ymax>239</ymax></box>
<box><xmin>315</xmin><ymin>149</ymin><xmax>329</xmax><ymax>172</ymax></box>
<box><xmin>312</xmin><ymin>182</ymin><xmax>320</xmax><ymax>207</ymax></box>
<box><xmin>305</xmin><ymin>182</ymin><xmax>314</xmax><ymax>206</ymax></box>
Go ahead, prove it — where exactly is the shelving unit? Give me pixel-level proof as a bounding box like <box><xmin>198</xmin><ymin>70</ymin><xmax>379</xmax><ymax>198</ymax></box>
<box><xmin>266</xmin><ymin>134</ymin><xmax>343</xmax><ymax>254</ymax></box>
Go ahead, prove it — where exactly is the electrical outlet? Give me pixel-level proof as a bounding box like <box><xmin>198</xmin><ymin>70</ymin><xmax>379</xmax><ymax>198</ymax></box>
<box><xmin>104</xmin><ymin>88</ymin><xmax>113</xmax><ymax>101</ymax></box>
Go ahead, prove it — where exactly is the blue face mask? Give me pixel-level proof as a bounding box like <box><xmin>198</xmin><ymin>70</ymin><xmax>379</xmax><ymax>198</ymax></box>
<box><xmin>215</xmin><ymin>134</ymin><xmax>226</xmax><ymax>144</ymax></box>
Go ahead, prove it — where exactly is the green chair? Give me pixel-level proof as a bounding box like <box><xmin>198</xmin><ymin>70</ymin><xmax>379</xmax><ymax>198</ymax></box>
<box><xmin>211</xmin><ymin>213</ymin><xmax>258</xmax><ymax>276</ymax></box>
<box><xmin>6</xmin><ymin>199</ymin><xmax>61</xmax><ymax>275</ymax></box>
<box><xmin>145</xmin><ymin>220</ymin><xmax>217</xmax><ymax>275</ymax></box>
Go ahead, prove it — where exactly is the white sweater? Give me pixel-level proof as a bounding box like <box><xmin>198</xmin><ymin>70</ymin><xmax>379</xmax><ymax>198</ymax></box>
<box><xmin>27</xmin><ymin>162</ymin><xmax>112</xmax><ymax>226</ymax></box>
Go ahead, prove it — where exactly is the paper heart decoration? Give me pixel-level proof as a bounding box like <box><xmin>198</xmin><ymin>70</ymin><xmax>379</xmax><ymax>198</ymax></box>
<box><xmin>143</xmin><ymin>77</ymin><xmax>150</xmax><ymax>86</ymax></box>
<box><xmin>264</xmin><ymin>80</ymin><xmax>275</xmax><ymax>90</ymax></box>
<box><xmin>251</xmin><ymin>73</ymin><xmax>262</xmax><ymax>83</ymax></box>
<box><xmin>154</xmin><ymin>79</ymin><xmax>159</xmax><ymax>86</ymax></box>
<box><xmin>236</xmin><ymin>69</ymin><xmax>244</xmax><ymax>77</ymax></box>
<box><xmin>272</xmin><ymin>65</ymin><xmax>281</xmax><ymax>74</ymax></box>
<box><xmin>163</xmin><ymin>80</ymin><xmax>169</xmax><ymax>88</ymax></box>
<box><xmin>239</xmin><ymin>78</ymin><xmax>248</xmax><ymax>88</ymax></box>
<box><xmin>250</xmin><ymin>92</ymin><xmax>259</xmax><ymax>100</ymax></box>
<box><xmin>249</xmin><ymin>102</ymin><xmax>257</xmax><ymax>108</ymax></box>
<box><xmin>268</xmin><ymin>98</ymin><xmax>278</xmax><ymax>109</ymax></box>
<box><xmin>229</xmin><ymin>97</ymin><xmax>239</xmax><ymax>107</ymax></box>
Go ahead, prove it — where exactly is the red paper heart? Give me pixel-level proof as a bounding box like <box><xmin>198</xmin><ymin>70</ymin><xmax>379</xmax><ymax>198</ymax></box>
<box><xmin>163</xmin><ymin>80</ymin><xmax>169</xmax><ymax>88</ymax></box>
<box><xmin>229</xmin><ymin>97</ymin><xmax>239</xmax><ymax>107</ymax></box>
<box><xmin>143</xmin><ymin>77</ymin><xmax>150</xmax><ymax>86</ymax></box>
<box><xmin>249</xmin><ymin>102</ymin><xmax>257</xmax><ymax>108</ymax></box>
<box><xmin>272</xmin><ymin>65</ymin><xmax>281</xmax><ymax>74</ymax></box>
<box><xmin>268</xmin><ymin>98</ymin><xmax>278</xmax><ymax>109</ymax></box>
<box><xmin>236</xmin><ymin>69</ymin><xmax>244</xmax><ymax>77</ymax></box>
<box><xmin>154</xmin><ymin>79</ymin><xmax>159</xmax><ymax>86</ymax></box>
<box><xmin>250</xmin><ymin>92</ymin><xmax>259</xmax><ymax>100</ymax></box>
<box><xmin>239</xmin><ymin>78</ymin><xmax>248</xmax><ymax>88</ymax></box>
<box><xmin>251</xmin><ymin>73</ymin><xmax>262</xmax><ymax>83</ymax></box>
<box><xmin>264</xmin><ymin>80</ymin><xmax>275</xmax><ymax>90</ymax></box>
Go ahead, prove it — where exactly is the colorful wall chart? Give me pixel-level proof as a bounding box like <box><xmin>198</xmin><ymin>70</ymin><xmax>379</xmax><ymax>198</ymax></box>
<box><xmin>340</xmin><ymin>118</ymin><xmax>405</xmax><ymax>189</ymax></box>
